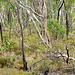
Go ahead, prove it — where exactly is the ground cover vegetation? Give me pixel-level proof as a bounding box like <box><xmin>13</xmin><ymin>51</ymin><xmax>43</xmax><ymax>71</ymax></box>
<box><xmin>0</xmin><ymin>0</ymin><xmax>75</xmax><ymax>75</ymax></box>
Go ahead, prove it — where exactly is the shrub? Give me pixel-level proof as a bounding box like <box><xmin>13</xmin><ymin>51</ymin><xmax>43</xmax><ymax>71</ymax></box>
<box><xmin>0</xmin><ymin>56</ymin><xmax>14</xmax><ymax>68</ymax></box>
<box><xmin>47</xmin><ymin>19</ymin><xmax>66</xmax><ymax>39</ymax></box>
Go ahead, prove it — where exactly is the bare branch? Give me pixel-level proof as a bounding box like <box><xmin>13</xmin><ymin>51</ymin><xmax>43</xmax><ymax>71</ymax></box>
<box><xmin>57</xmin><ymin>54</ymin><xmax>75</xmax><ymax>61</ymax></box>
<box><xmin>30</xmin><ymin>17</ymin><xmax>47</xmax><ymax>47</ymax></box>
<box><xmin>19</xmin><ymin>2</ymin><xmax>44</xmax><ymax>18</ymax></box>
<box><xmin>32</xmin><ymin>13</ymin><xmax>41</xmax><ymax>25</ymax></box>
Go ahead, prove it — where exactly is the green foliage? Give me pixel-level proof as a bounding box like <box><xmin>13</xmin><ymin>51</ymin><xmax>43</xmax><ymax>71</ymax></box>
<box><xmin>0</xmin><ymin>0</ymin><xmax>7</xmax><ymax>2</ymax></box>
<box><xmin>73</xmin><ymin>32</ymin><xmax>75</xmax><ymax>37</ymax></box>
<box><xmin>47</xmin><ymin>19</ymin><xmax>66</xmax><ymax>38</ymax></box>
<box><xmin>1</xmin><ymin>37</ymin><xmax>16</xmax><ymax>53</ymax></box>
<box><xmin>38</xmin><ymin>44</ymin><xmax>45</xmax><ymax>50</ymax></box>
<box><xmin>32</xmin><ymin>71</ymin><xmax>38</xmax><ymax>75</ymax></box>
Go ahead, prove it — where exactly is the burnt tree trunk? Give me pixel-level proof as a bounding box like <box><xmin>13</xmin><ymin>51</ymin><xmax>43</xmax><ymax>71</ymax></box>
<box><xmin>15</xmin><ymin>1</ymin><xmax>28</xmax><ymax>70</ymax></box>
<box><xmin>0</xmin><ymin>23</ymin><xmax>3</xmax><ymax>42</ymax></box>
<box><xmin>56</xmin><ymin>0</ymin><xmax>64</xmax><ymax>39</ymax></box>
<box><xmin>66</xmin><ymin>13</ymin><xmax>69</xmax><ymax>40</ymax></box>
<box><xmin>64</xmin><ymin>0</ymin><xmax>69</xmax><ymax>40</ymax></box>
<box><xmin>57</xmin><ymin>0</ymin><xmax>64</xmax><ymax>21</ymax></box>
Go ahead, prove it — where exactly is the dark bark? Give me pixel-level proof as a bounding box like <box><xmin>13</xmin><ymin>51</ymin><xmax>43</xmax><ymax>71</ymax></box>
<box><xmin>63</xmin><ymin>0</ymin><xmax>69</xmax><ymax>40</ymax></box>
<box><xmin>57</xmin><ymin>0</ymin><xmax>69</xmax><ymax>40</ymax></box>
<box><xmin>56</xmin><ymin>0</ymin><xmax>64</xmax><ymax>39</ymax></box>
<box><xmin>66</xmin><ymin>43</ymin><xmax>75</xmax><ymax>64</ymax></box>
<box><xmin>9</xmin><ymin>23</ymin><xmax>11</xmax><ymax>39</ymax></box>
<box><xmin>66</xmin><ymin>13</ymin><xmax>69</xmax><ymax>40</ymax></box>
<box><xmin>8</xmin><ymin>8</ymin><xmax>12</xmax><ymax>39</ymax></box>
<box><xmin>42</xmin><ymin>0</ymin><xmax>44</xmax><ymax>13</ymax></box>
<box><xmin>16</xmin><ymin>1</ymin><xmax>28</xmax><ymax>70</ymax></box>
<box><xmin>0</xmin><ymin>23</ymin><xmax>3</xmax><ymax>42</ymax></box>
<box><xmin>57</xmin><ymin>0</ymin><xmax>64</xmax><ymax>21</ymax></box>
<box><xmin>44</xmin><ymin>67</ymin><xmax>49</xmax><ymax>75</ymax></box>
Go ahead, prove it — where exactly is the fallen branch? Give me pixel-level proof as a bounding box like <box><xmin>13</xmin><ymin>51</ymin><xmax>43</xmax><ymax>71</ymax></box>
<box><xmin>57</xmin><ymin>54</ymin><xmax>75</xmax><ymax>61</ymax></box>
<box><xmin>31</xmin><ymin>17</ymin><xmax>48</xmax><ymax>48</ymax></box>
<box><xmin>66</xmin><ymin>43</ymin><xmax>75</xmax><ymax>64</ymax></box>
<box><xmin>61</xmin><ymin>67</ymin><xmax>75</xmax><ymax>70</ymax></box>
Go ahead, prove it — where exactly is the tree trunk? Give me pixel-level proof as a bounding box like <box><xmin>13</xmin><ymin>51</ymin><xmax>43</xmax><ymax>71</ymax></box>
<box><xmin>57</xmin><ymin>0</ymin><xmax>64</xmax><ymax>22</ymax></box>
<box><xmin>50</xmin><ymin>0</ymin><xmax>54</xmax><ymax>18</ymax></box>
<box><xmin>64</xmin><ymin>0</ymin><xmax>69</xmax><ymax>40</ymax></box>
<box><xmin>0</xmin><ymin>23</ymin><xmax>3</xmax><ymax>42</ymax></box>
<box><xmin>42</xmin><ymin>0</ymin><xmax>51</xmax><ymax>48</ymax></box>
<box><xmin>66</xmin><ymin>12</ymin><xmax>69</xmax><ymax>40</ymax></box>
<box><xmin>70</xmin><ymin>3</ymin><xmax>72</xmax><ymax>34</ymax></box>
<box><xmin>16</xmin><ymin>1</ymin><xmax>28</xmax><ymax>70</ymax></box>
<box><xmin>42</xmin><ymin>0</ymin><xmax>47</xmax><ymax>42</ymax></box>
<box><xmin>62</xmin><ymin>6</ymin><xmax>65</xmax><ymax>26</ymax></box>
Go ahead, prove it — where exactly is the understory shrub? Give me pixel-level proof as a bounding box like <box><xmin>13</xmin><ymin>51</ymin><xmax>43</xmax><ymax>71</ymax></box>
<box><xmin>47</xmin><ymin>19</ymin><xmax>66</xmax><ymax>39</ymax></box>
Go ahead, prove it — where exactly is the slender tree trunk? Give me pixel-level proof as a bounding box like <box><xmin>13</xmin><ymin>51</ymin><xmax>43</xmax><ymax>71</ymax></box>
<box><xmin>56</xmin><ymin>0</ymin><xmax>64</xmax><ymax>39</ymax></box>
<box><xmin>66</xmin><ymin>12</ymin><xmax>69</xmax><ymax>40</ymax></box>
<box><xmin>26</xmin><ymin>11</ymin><xmax>29</xmax><ymax>27</ymax></box>
<box><xmin>9</xmin><ymin>23</ymin><xmax>11</xmax><ymax>39</ymax></box>
<box><xmin>25</xmin><ymin>0</ymin><xmax>27</xmax><ymax>6</ymax></box>
<box><xmin>12</xmin><ymin>13</ymin><xmax>15</xmax><ymax>32</ymax></box>
<box><xmin>16</xmin><ymin>1</ymin><xmax>28</xmax><ymax>70</ymax></box>
<box><xmin>62</xmin><ymin>6</ymin><xmax>65</xmax><ymax>26</ymax></box>
<box><xmin>0</xmin><ymin>3</ymin><xmax>3</xmax><ymax>42</ymax></box>
<box><xmin>50</xmin><ymin>0</ymin><xmax>54</xmax><ymax>18</ymax></box>
<box><xmin>42</xmin><ymin>0</ymin><xmax>47</xmax><ymax>41</ymax></box>
<box><xmin>0</xmin><ymin>5</ymin><xmax>3</xmax><ymax>42</ymax></box>
<box><xmin>70</xmin><ymin>3</ymin><xmax>72</xmax><ymax>34</ymax></box>
<box><xmin>57</xmin><ymin>0</ymin><xmax>64</xmax><ymax>22</ymax></box>
<box><xmin>22</xmin><ymin>8</ymin><xmax>25</xmax><ymax>27</ymax></box>
<box><xmin>64</xmin><ymin>0</ymin><xmax>69</xmax><ymax>40</ymax></box>
<box><xmin>42</xmin><ymin>0</ymin><xmax>51</xmax><ymax>48</ymax></box>
<box><xmin>8</xmin><ymin>7</ymin><xmax>12</xmax><ymax>39</ymax></box>
<box><xmin>0</xmin><ymin>23</ymin><xmax>3</xmax><ymax>42</ymax></box>
<box><xmin>16</xmin><ymin>16</ymin><xmax>19</xmax><ymax>31</ymax></box>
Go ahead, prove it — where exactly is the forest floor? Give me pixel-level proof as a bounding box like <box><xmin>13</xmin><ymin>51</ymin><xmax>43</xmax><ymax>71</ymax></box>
<box><xmin>0</xmin><ymin>28</ymin><xmax>75</xmax><ymax>75</ymax></box>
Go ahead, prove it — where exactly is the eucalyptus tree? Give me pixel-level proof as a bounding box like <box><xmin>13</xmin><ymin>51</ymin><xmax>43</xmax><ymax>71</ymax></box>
<box><xmin>64</xmin><ymin>0</ymin><xmax>75</xmax><ymax>38</ymax></box>
<box><xmin>56</xmin><ymin>0</ymin><xmax>75</xmax><ymax>39</ymax></box>
<box><xmin>67</xmin><ymin>0</ymin><xmax>75</xmax><ymax>34</ymax></box>
<box><xmin>0</xmin><ymin>0</ymin><xmax>7</xmax><ymax>42</ymax></box>
<box><xmin>15</xmin><ymin>0</ymin><xmax>28</xmax><ymax>70</ymax></box>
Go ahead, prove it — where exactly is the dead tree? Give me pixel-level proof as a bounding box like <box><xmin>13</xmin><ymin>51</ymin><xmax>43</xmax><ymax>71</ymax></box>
<box><xmin>57</xmin><ymin>0</ymin><xmax>69</xmax><ymax>40</ymax></box>
<box><xmin>64</xmin><ymin>1</ymin><xmax>69</xmax><ymax>40</ymax></box>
